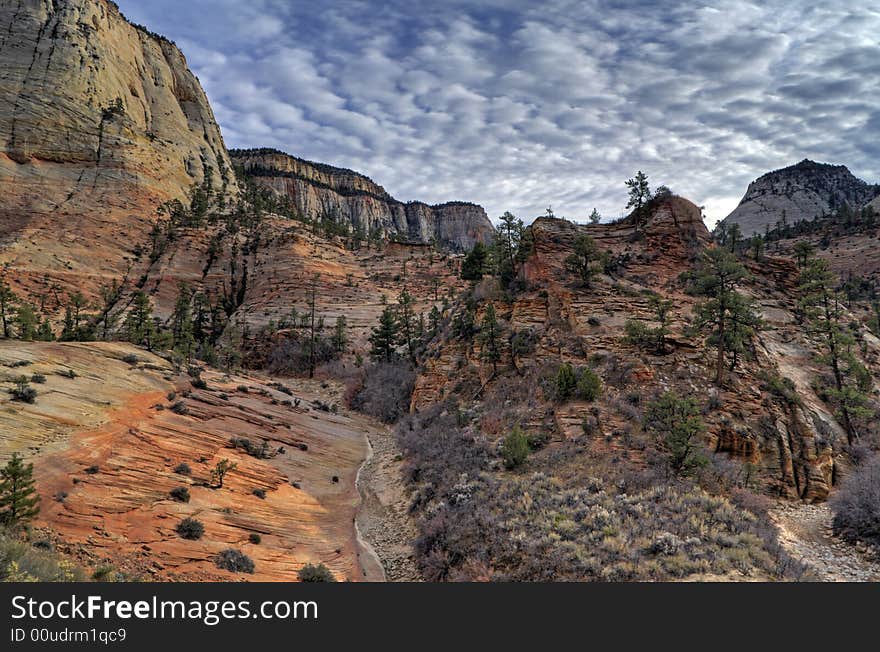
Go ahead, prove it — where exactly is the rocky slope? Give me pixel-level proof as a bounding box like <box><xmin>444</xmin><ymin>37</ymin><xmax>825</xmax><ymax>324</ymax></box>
<box><xmin>0</xmin><ymin>0</ymin><xmax>235</xmax><ymax>302</ymax></box>
<box><xmin>232</xmin><ymin>148</ymin><xmax>495</xmax><ymax>251</ymax></box>
<box><xmin>720</xmin><ymin>159</ymin><xmax>879</xmax><ymax>236</ymax></box>
<box><xmin>415</xmin><ymin>196</ymin><xmax>880</xmax><ymax>503</ymax></box>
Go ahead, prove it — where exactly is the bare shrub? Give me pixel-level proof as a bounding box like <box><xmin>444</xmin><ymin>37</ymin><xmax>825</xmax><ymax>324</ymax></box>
<box><xmin>830</xmin><ymin>456</ymin><xmax>880</xmax><ymax>546</ymax></box>
<box><xmin>350</xmin><ymin>362</ymin><xmax>416</xmax><ymax>423</ymax></box>
<box><xmin>215</xmin><ymin>548</ymin><xmax>254</xmax><ymax>573</ymax></box>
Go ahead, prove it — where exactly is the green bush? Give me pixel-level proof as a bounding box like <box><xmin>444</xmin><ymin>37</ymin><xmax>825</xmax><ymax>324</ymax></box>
<box><xmin>500</xmin><ymin>425</ymin><xmax>529</xmax><ymax>469</ymax></box>
<box><xmin>554</xmin><ymin>363</ymin><xmax>577</xmax><ymax>401</ymax></box>
<box><xmin>555</xmin><ymin>364</ymin><xmax>601</xmax><ymax>402</ymax></box>
<box><xmin>644</xmin><ymin>392</ymin><xmax>708</xmax><ymax>476</ymax></box>
<box><xmin>576</xmin><ymin>368</ymin><xmax>601</xmax><ymax>401</ymax></box>
<box><xmin>298</xmin><ymin>562</ymin><xmax>336</xmax><ymax>582</ymax></box>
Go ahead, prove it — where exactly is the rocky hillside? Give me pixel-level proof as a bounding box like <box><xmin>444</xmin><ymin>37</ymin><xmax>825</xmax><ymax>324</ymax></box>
<box><xmin>0</xmin><ymin>0</ymin><xmax>235</xmax><ymax>302</ymax></box>
<box><xmin>399</xmin><ymin>196</ymin><xmax>880</xmax><ymax>580</ymax></box>
<box><xmin>720</xmin><ymin>160</ymin><xmax>879</xmax><ymax>236</ymax></box>
<box><xmin>232</xmin><ymin>148</ymin><xmax>495</xmax><ymax>251</ymax></box>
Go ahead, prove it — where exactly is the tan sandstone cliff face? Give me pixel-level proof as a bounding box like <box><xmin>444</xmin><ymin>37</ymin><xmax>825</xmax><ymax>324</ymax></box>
<box><xmin>232</xmin><ymin>149</ymin><xmax>495</xmax><ymax>251</ymax></box>
<box><xmin>0</xmin><ymin>0</ymin><xmax>235</xmax><ymax>300</ymax></box>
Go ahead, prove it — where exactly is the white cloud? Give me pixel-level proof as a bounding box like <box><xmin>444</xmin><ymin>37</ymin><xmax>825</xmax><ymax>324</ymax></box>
<box><xmin>115</xmin><ymin>0</ymin><xmax>880</xmax><ymax>225</ymax></box>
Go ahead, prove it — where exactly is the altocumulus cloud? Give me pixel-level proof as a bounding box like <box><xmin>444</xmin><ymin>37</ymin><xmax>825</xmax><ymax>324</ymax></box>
<box><xmin>116</xmin><ymin>0</ymin><xmax>880</xmax><ymax>226</ymax></box>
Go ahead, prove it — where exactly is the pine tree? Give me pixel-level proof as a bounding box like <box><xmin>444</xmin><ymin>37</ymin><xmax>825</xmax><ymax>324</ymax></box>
<box><xmin>306</xmin><ymin>275</ymin><xmax>319</xmax><ymax>379</ymax></box>
<box><xmin>751</xmin><ymin>235</ymin><xmax>764</xmax><ymax>261</ymax></box>
<box><xmin>644</xmin><ymin>392</ymin><xmax>707</xmax><ymax>477</ymax></box>
<box><xmin>799</xmin><ymin>257</ymin><xmax>871</xmax><ymax>442</ymax></box>
<box><xmin>0</xmin><ymin>453</ymin><xmax>40</xmax><ymax>529</ymax></box>
<box><xmin>589</xmin><ymin>208</ymin><xmax>601</xmax><ymax>225</ymax></box>
<box><xmin>397</xmin><ymin>289</ymin><xmax>418</xmax><ymax>361</ymax></box>
<box><xmin>0</xmin><ymin>281</ymin><xmax>18</xmax><ymax>338</ymax></box>
<box><xmin>369</xmin><ymin>305</ymin><xmax>400</xmax><ymax>362</ymax></box>
<box><xmin>428</xmin><ymin>304</ymin><xmax>441</xmax><ymax>334</ymax></box>
<box><xmin>460</xmin><ymin>242</ymin><xmax>488</xmax><ymax>280</ymax></box>
<box><xmin>564</xmin><ymin>234</ymin><xmax>600</xmax><ymax>287</ymax></box>
<box><xmin>170</xmin><ymin>283</ymin><xmax>195</xmax><ymax>361</ymax></box>
<box><xmin>36</xmin><ymin>318</ymin><xmax>55</xmax><ymax>342</ymax></box>
<box><xmin>125</xmin><ymin>291</ymin><xmax>156</xmax><ymax>350</ymax></box>
<box><xmin>494</xmin><ymin>212</ymin><xmax>524</xmax><ymax>285</ymax></box>
<box><xmin>15</xmin><ymin>303</ymin><xmax>37</xmax><ymax>341</ymax></box>
<box><xmin>692</xmin><ymin>248</ymin><xmax>761</xmax><ymax>385</ymax></box>
<box><xmin>332</xmin><ymin>315</ymin><xmax>347</xmax><ymax>354</ymax></box>
<box><xmin>479</xmin><ymin>303</ymin><xmax>501</xmax><ymax>375</ymax></box>
<box><xmin>97</xmin><ymin>279</ymin><xmax>120</xmax><ymax>339</ymax></box>
<box><xmin>625</xmin><ymin>171</ymin><xmax>652</xmax><ymax>227</ymax></box>
<box><xmin>727</xmin><ymin>223</ymin><xmax>742</xmax><ymax>253</ymax></box>
<box><xmin>649</xmin><ymin>294</ymin><xmax>674</xmax><ymax>354</ymax></box>
<box><xmin>60</xmin><ymin>305</ymin><xmax>75</xmax><ymax>341</ymax></box>
<box><xmin>793</xmin><ymin>241</ymin><xmax>815</xmax><ymax>268</ymax></box>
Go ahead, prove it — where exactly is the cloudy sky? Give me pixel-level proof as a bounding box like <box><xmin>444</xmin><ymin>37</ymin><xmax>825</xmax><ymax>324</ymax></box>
<box><xmin>116</xmin><ymin>0</ymin><xmax>880</xmax><ymax>226</ymax></box>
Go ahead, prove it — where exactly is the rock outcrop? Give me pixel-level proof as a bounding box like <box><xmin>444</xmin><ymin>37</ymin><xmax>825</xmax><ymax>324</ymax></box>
<box><xmin>720</xmin><ymin>159</ymin><xmax>879</xmax><ymax>236</ymax></box>
<box><xmin>0</xmin><ymin>0</ymin><xmax>235</xmax><ymax>298</ymax></box>
<box><xmin>232</xmin><ymin>148</ymin><xmax>495</xmax><ymax>251</ymax></box>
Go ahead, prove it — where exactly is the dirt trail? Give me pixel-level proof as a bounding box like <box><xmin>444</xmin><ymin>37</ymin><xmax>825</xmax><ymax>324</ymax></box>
<box><xmin>356</xmin><ymin>424</ymin><xmax>421</xmax><ymax>581</ymax></box>
<box><xmin>354</xmin><ymin>434</ymin><xmax>386</xmax><ymax>581</ymax></box>
<box><xmin>771</xmin><ymin>502</ymin><xmax>880</xmax><ymax>581</ymax></box>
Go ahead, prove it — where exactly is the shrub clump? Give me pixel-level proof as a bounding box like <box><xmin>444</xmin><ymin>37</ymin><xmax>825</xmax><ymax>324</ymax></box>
<box><xmin>175</xmin><ymin>517</ymin><xmax>204</xmax><ymax>540</ymax></box>
<box><xmin>554</xmin><ymin>363</ymin><xmax>601</xmax><ymax>402</ymax></box>
<box><xmin>830</xmin><ymin>456</ymin><xmax>880</xmax><ymax>546</ymax></box>
<box><xmin>230</xmin><ymin>437</ymin><xmax>275</xmax><ymax>459</ymax></box>
<box><xmin>170</xmin><ymin>400</ymin><xmax>189</xmax><ymax>415</ymax></box>
<box><xmin>500</xmin><ymin>425</ymin><xmax>529</xmax><ymax>469</ymax></box>
<box><xmin>169</xmin><ymin>486</ymin><xmax>190</xmax><ymax>503</ymax></box>
<box><xmin>350</xmin><ymin>362</ymin><xmax>416</xmax><ymax>423</ymax></box>
<box><xmin>215</xmin><ymin>548</ymin><xmax>254</xmax><ymax>573</ymax></box>
<box><xmin>10</xmin><ymin>377</ymin><xmax>37</xmax><ymax>403</ymax></box>
<box><xmin>173</xmin><ymin>462</ymin><xmax>191</xmax><ymax>475</ymax></box>
<box><xmin>298</xmin><ymin>562</ymin><xmax>336</xmax><ymax>582</ymax></box>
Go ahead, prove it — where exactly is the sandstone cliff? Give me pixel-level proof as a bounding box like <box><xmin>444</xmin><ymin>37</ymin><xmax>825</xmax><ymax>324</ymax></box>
<box><xmin>720</xmin><ymin>159</ymin><xmax>879</xmax><ymax>236</ymax></box>
<box><xmin>0</xmin><ymin>0</ymin><xmax>235</xmax><ymax>298</ymax></box>
<box><xmin>232</xmin><ymin>148</ymin><xmax>495</xmax><ymax>251</ymax></box>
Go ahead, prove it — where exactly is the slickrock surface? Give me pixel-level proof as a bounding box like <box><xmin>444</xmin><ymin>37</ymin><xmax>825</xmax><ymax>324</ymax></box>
<box><xmin>232</xmin><ymin>148</ymin><xmax>495</xmax><ymax>251</ymax></box>
<box><xmin>1</xmin><ymin>341</ymin><xmax>388</xmax><ymax>581</ymax></box>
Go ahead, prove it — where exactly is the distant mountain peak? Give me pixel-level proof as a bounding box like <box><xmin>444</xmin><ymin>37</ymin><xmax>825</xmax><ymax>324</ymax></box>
<box><xmin>720</xmin><ymin>159</ymin><xmax>880</xmax><ymax>236</ymax></box>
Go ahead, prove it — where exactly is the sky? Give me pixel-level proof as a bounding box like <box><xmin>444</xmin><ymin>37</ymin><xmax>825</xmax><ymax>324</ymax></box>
<box><xmin>116</xmin><ymin>0</ymin><xmax>880</xmax><ymax>227</ymax></box>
